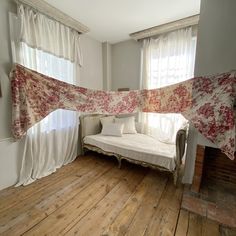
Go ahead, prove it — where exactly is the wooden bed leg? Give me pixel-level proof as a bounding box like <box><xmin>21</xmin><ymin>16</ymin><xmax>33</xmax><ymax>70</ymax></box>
<box><xmin>173</xmin><ymin>170</ymin><xmax>178</xmax><ymax>186</ymax></box>
<box><xmin>81</xmin><ymin>149</ymin><xmax>85</xmax><ymax>156</ymax></box>
<box><xmin>118</xmin><ymin>158</ymin><xmax>122</xmax><ymax>169</ymax></box>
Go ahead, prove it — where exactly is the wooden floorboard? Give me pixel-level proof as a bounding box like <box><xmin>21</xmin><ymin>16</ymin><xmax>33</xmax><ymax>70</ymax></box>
<box><xmin>144</xmin><ymin>178</ymin><xmax>183</xmax><ymax>236</ymax></box>
<box><xmin>0</xmin><ymin>156</ymin><xmax>95</xmax><ymax>212</ymax></box>
<box><xmin>175</xmin><ymin>209</ymin><xmax>189</xmax><ymax>236</ymax></box>
<box><xmin>24</xmin><ymin>161</ymin><xmax>132</xmax><ymax>235</ymax></box>
<box><xmin>103</xmin><ymin>171</ymin><xmax>167</xmax><ymax>236</ymax></box>
<box><xmin>125</xmin><ymin>172</ymin><xmax>168</xmax><ymax>236</ymax></box>
<box><xmin>0</xmin><ymin>153</ymin><xmax>234</xmax><ymax>236</ymax></box>
<box><xmin>0</xmin><ymin>156</ymin><xmax>113</xmax><ymax>235</ymax></box>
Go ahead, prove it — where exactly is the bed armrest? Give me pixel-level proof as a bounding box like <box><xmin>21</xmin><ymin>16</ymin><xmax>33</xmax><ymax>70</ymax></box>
<box><xmin>175</xmin><ymin>125</ymin><xmax>188</xmax><ymax>166</ymax></box>
<box><xmin>79</xmin><ymin>114</ymin><xmax>105</xmax><ymax>141</ymax></box>
<box><xmin>79</xmin><ymin>114</ymin><xmax>107</xmax><ymax>154</ymax></box>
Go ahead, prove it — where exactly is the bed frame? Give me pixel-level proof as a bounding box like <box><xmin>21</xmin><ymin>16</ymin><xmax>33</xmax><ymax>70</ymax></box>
<box><xmin>79</xmin><ymin>114</ymin><xmax>188</xmax><ymax>185</ymax></box>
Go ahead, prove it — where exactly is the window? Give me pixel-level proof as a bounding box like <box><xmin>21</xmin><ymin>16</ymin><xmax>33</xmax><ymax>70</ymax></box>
<box><xmin>20</xmin><ymin>42</ymin><xmax>77</xmax><ymax>133</ymax></box>
<box><xmin>141</xmin><ymin>27</ymin><xmax>197</xmax><ymax>143</ymax></box>
<box><xmin>149</xmin><ymin>35</ymin><xmax>197</xmax><ymax>88</ymax></box>
<box><xmin>9</xmin><ymin>8</ymin><xmax>79</xmax><ymax>185</ymax></box>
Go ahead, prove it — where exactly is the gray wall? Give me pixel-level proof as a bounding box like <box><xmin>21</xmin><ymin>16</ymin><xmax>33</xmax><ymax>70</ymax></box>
<box><xmin>183</xmin><ymin>0</ymin><xmax>236</xmax><ymax>183</ymax></box>
<box><xmin>0</xmin><ymin>0</ymin><xmax>103</xmax><ymax>190</ymax></box>
<box><xmin>112</xmin><ymin>40</ymin><xmax>141</xmax><ymax>91</ymax></box>
<box><xmin>79</xmin><ymin>35</ymin><xmax>103</xmax><ymax>90</ymax></box>
<box><xmin>0</xmin><ymin>0</ymin><xmax>21</xmax><ymax>191</ymax></box>
<box><xmin>102</xmin><ymin>42</ymin><xmax>112</xmax><ymax>90</ymax></box>
<box><xmin>0</xmin><ymin>0</ymin><xmax>16</xmax><ymax>140</ymax></box>
<box><xmin>194</xmin><ymin>0</ymin><xmax>236</xmax><ymax>76</ymax></box>
<box><xmin>194</xmin><ymin>0</ymin><xmax>236</xmax><ymax>146</ymax></box>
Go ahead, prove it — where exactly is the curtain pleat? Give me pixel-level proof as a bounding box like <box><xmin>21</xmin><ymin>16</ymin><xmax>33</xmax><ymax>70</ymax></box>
<box><xmin>16</xmin><ymin>44</ymin><xmax>79</xmax><ymax>186</ymax></box>
<box><xmin>15</xmin><ymin>31</ymin><xmax>79</xmax><ymax>185</ymax></box>
<box><xmin>18</xmin><ymin>4</ymin><xmax>83</xmax><ymax>66</ymax></box>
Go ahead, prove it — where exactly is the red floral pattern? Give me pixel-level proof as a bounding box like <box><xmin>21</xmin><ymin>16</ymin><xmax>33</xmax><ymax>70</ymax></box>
<box><xmin>182</xmin><ymin>72</ymin><xmax>236</xmax><ymax>160</ymax></box>
<box><xmin>10</xmin><ymin>64</ymin><xmax>236</xmax><ymax>160</ymax></box>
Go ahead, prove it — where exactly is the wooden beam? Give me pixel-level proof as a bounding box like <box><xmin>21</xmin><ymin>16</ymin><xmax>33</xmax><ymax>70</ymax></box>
<box><xmin>130</xmin><ymin>14</ymin><xmax>199</xmax><ymax>41</ymax></box>
<box><xmin>15</xmin><ymin>0</ymin><xmax>89</xmax><ymax>34</ymax></box>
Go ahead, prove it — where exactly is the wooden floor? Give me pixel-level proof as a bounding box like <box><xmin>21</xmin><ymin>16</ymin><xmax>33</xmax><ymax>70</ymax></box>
<box><xmin>0</xmin><ymin>153</ymin><xmax>235</xmax><ymax>236</ymax></box>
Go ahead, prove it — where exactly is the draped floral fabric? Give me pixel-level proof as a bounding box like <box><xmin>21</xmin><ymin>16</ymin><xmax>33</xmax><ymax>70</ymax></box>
<box><xmin>10</xmin><ymin>64</ymin><xmax>235</xmax><ymax>160</ymax></box>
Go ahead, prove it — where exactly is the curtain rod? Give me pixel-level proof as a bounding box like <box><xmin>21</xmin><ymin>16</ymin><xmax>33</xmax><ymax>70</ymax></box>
<box><xmin>130</xmin><ymin>14</ymin><xmax>199</xmax><ymax>41</ymax></box>
<box><xmin>15</xmin><ymin>0</ymin><xmax>89</xmax><ymax>34</ymax></box>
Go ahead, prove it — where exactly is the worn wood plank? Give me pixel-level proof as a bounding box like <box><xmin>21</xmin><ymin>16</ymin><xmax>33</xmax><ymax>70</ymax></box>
<box><xmin>187</xmin><ymin>213</ymin><xmax>203</xmax><ymax>236</ymax></box>
<box><xmin>0</xmin><ymin>156</ymin><xmax>94</xmax><ymax>212</ymax></box>
<box><xmin>220</xmin><ymin>227</ymin><xmax>236</xmax><ymax>236</ymax></box>
<box><xmin>0</xmin><ymin>158</ymin><xmax>113</xmax><ymax>235</ymax></box>
<box><xmin>144</xmin><ymin>178</ymin><xmax>183</xmax><ymax>236</ymax></box>
<box><xmin>23</xmin><ymin>164</ymin><xmax>132</xmax><ymax>236</ymax></box>
<box><xmin>126</xmin><ymin>172</ymin><xmax>168</xmax><ymax>236</ymax></box>
<box><xmin>65</xmin><ymin>167</ymin><xmax>146</xmax><ymax>236</ymax></box>
<box><xmin>175</xmin><ymin>209</ymin><xmax>189</xmax><ymax>236</ymax></box>
<box><xmin>0</xmin><ymin>156</ymin><xmax>83</xmax><ymax>198</ymax></box>
<box><xmin>105</xmin><ymin>171</ymin><xmax>168</xmax><ymax>236</ymax></box>
<box><xmin>202</xmin><ymin>218</ymin><xmax>220</xmax><ymax>236</ymax></box>
<box><xmin>0</xmin><ymin>154</ymin><xmax>229</xmax><ymax>236</ymax></box>
<box><xmin>0</xmin><ymin>157</ymin><xmax>103</xmax><ymax>219</ymax></box>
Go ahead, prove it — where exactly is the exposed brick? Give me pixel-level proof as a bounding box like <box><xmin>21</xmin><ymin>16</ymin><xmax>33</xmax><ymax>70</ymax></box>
<box><xmin>196</xmin><ymin>146</ymin><xmax>205</xmax><ymax>162</ymax></box>
<box><xmin>182</xmin><ymin>194</ymin><xmax>207</xmax><ymax>217</ymax></box>
<box><xmin>182</xmin><ymin>146</ymin><xmax>236</xmax><ymax>228</ymax></box>
<box><xmin>182</xmin><ymin>181</ymin><xmax>236</xmax><ymax>228</ymax></box>
<box><xmin>191</xmin><ymin>177</ymin><xmax>201</xmax><ymax>193</ymax></box>
<box><xmin>204</xmin><ymin>147</ymin><xmax>236</xmax><ymax>186</ymax></box>
<box><xmin>190</xmin><ymin>145</ymin><xmax>206</xmax><ymax>193</ymax></box>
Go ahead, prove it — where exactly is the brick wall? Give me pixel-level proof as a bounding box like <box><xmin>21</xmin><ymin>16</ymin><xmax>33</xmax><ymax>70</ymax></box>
<box><xmin>191</xmin><ymin>145</ymin><xmax>205</xmax><ymax>193</ymax></box>
<box><xmin>203</xmin><ymin>147</ymin><xmax>236</xmax><ymax>185</ymax></box>
<box><xmin>191</xmin><ymin>146</ymin><xmax>236</xmax><ymax>193</ymax></box>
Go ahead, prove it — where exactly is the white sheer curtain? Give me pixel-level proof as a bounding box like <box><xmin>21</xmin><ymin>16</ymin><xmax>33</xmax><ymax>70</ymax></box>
<box><xmin>140</xmin><ymin>26</ymin><xmax>197</xmax><ymax>144</ymax></box>
<box><xmin>11</xmin><ymin>5</ymin><xmax>81</xmax><ymax>186</ymax></box>
<box><xmin>16</xmin><ymin>43</ymin><xmax>79</xmax><ymax>186</ymax></box>
<box><xmin>18</xmin><ymin>4</ymin><xmax>83</xmax><ymax>65</ymax></box>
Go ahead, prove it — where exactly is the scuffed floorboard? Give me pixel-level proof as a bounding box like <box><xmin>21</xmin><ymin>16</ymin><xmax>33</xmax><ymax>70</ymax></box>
<box><xmin>0</xmin><ymin>153</ymin><xmax>235</xmax><ymax>236</ymax></box>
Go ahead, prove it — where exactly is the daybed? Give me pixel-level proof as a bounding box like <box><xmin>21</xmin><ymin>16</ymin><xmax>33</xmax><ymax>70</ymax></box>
<box><xmin>79</xmin><ymin>114</ymin><xmax>187</xmax><ymax>184</ymax></box>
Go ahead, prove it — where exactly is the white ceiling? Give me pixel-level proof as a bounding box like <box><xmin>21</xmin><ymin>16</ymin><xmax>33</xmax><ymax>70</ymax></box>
<box><xmin>45</xmin><ymin>0</ymin><xmax>201</xmax><ymax>44</ymax></box>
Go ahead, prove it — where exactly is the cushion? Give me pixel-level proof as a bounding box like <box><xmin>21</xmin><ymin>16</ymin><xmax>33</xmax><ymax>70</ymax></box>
<box><xmin>101</xmin><ymin>123</ymin><xmax>124</xmax><ymax>137</ymax></box>
<box><xmin>114</xmin><ymin>116</ymin><xmax>137</xmax><ymax>134</ymax></box>
<box><xmin>82</xmin><ymin>115</ymin><xmax>104</xmax><ymax>136</ymax></box>
<box><xmin>100</xmin><ymin>116</ymin><xmax>115</xmax><ymax>127</ymax></box>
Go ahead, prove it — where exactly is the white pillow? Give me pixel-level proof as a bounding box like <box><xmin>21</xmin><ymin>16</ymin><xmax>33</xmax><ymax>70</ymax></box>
<box><xmin>101</xmin><ymin>123</ymin><xmax>124</xmax><ymax>137</ymax></box>
<box><xmin>100</xmin><ymin>116</ymin><xmax>115</xmax><ymax>127</ymax></box>
<box><xmin>114</xmin><ymin>116</ymin><xmax>137</xmax><ymax>134</ymax></box>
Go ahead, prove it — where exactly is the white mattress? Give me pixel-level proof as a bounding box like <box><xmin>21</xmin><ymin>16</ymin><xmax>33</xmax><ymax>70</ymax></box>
<box><xmin>84</xmin><ymin>133</ymin><xmax>176</xmax><ymax>171</ymax></box>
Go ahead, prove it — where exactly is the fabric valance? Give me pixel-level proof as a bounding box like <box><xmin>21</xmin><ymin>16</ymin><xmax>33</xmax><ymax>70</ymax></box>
<box><xmin>10</xmin><ymin>64</ymin><xmax>236</xmax><ymax>160</ymax></box>
<box><xmin>18</xmin><ymin>4</ymin><xmax>83</xmax><ymax>65</ymax></box>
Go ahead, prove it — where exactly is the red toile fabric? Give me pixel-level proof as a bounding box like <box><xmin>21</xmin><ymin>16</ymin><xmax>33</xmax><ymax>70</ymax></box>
<box><xmin>10</xmin><ymin>64</ymin><xmax>235</xmax><ymax>160</ymax></box>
